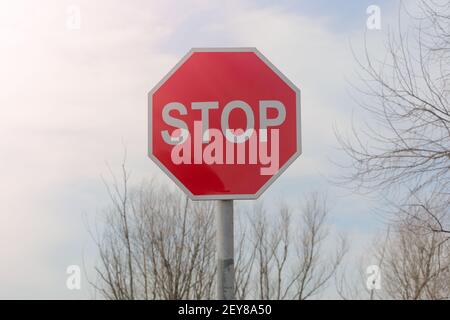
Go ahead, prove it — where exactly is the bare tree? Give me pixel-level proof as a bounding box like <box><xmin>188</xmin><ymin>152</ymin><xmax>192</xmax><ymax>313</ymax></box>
<box><xmin>91</xmin><ymin>166</ymin><xmax>347</xmax><ymax>300</ymax></box>
<box><xmin>235</xmin><ymin>194</ymin><xmax>347</xmax><ymax>300</ymax></box>
<box><xmin>370</xmin><ymin>209</ymin><xmax>450</xmax><ymax>300</ymax></box>
<box><xmin>336</xmin><ymin>202</ymin><xmax>450</xmax><ymax>300</ymax></box>
<box><xmin>337</xmin><ymin>0</ymin><xmax>450</xmax><ymax>233</ymax></box>
<box><xmin>380</xmin><ymin>227</ymin><xmax>450</xmax><ymax>299</ymax></box>
<box><xmin>91</xmin><ymin>173</ymin><xmax>216</xmax><ymax>299</ymax></box>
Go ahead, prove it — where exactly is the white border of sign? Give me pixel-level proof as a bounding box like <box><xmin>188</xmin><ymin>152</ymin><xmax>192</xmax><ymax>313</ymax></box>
<box><xmin>148</xmin><ymin>47</ymin><xmax>302</xmax><ymax>200</ymax></box>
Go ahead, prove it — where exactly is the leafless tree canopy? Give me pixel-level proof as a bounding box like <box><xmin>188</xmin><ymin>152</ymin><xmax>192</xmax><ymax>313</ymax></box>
<box><xmin>332</xmin><ymin>1</ymin><xmax>450</xmax><ymax>300</ymax></box>
<box><xmin>91</xmin><ymin>167</ymin><xmax>346</xmax><ymax>300</ymax></box>
<box><xmin>337</xmin><ymin>1</ymin><xmax>450</xmax><ymax>233</ymax></box>
<box><xmin>92</xmin><ymin>171</ymin><xmax>216</xmax><ymax>300</ymax></box>
<box><xmin>336</xmin><ymin>203</ymin><xmax>450</xmax><ymax>300</ymax></box>
<box><xmin>379</xmin><ymin>224</ymin><xmax>450</xmax><ymax>299</ymax></box>
<box><xmin>235</xmin><ymin>195</ymin><xmax>347</xmax><ymax>299</ymax></box>
<box><xmin>363</xmin><ymin>204</ymin><xmax>450</xmax><ymax>300</ymax></box>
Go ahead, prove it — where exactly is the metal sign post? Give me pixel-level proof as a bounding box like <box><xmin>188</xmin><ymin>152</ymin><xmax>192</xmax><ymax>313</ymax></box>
<box><xmin>216</xmin><ymin>200</ymin><xmax>234</xmax><ymax>299</ymax></box>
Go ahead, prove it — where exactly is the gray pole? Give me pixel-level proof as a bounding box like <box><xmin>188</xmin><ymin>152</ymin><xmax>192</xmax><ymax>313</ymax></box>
<box><xmin>216</xmin><ymin>199</ymin><xmax>235</xmax><ymax>300</ymax></box>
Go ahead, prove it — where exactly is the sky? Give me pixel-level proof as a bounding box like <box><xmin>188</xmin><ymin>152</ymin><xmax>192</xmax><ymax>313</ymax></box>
<box><xmin>0</xmin><ymin>0</ymin><xmax>407</xmax><ymax>299</ymax></box>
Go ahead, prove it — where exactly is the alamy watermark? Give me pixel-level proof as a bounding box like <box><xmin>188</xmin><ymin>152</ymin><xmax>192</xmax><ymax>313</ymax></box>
<box><xmin>66</xmin><ymin>4</ymin><xmax>81</xmax><ymax>30</ymax></box>
<box><xmin>66</xmin><ymin>265</ymin><xmax>81</xmax><ymax>290</ymax></box>
<box><xmin>366</xmin><ymin>5</ymin><xmax>381</xmax><ymax>30</ymax></box>
<box><xmin>366</xmin><ymin>265</ymin><xmax>381</xmax><ymax>290</ymax></box>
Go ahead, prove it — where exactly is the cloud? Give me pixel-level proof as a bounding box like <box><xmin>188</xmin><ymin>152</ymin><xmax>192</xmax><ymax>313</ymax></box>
<box><xmin>0</xmin><ymin>0</ymin><xmax>403</xmax><ymax>298</ymax></box>
<box><xmin>0</xmin><ymin>0</ymin><xmax>175</xmax><ymax>298</ymax></box>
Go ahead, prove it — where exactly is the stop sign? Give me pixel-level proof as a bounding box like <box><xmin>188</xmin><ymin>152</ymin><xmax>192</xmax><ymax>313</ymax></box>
<box><xmin>148</xmin><ymin>48</ymin><xmax>301</xmax><ymax>200</ymax></box>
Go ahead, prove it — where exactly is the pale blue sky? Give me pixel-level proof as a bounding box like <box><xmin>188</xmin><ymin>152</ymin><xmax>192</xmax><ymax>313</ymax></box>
<box><xmin>0</xmin><ymin>0</ymin><xmax>407</xmax><ymax>298</ymax></box>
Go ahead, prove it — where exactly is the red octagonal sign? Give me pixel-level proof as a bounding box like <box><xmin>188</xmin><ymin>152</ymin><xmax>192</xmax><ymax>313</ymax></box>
<box><xmin>148</xmin><ymin>48</ymin><xmax>301</xmax><ymax>200</ymax></box>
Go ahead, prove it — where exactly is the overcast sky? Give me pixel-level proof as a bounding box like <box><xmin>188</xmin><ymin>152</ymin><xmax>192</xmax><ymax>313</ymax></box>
<box><xmin>0</xmin><ymin>0</ymin><xmax>410</xmax><ymax>299</ymax></box>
